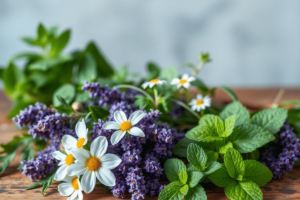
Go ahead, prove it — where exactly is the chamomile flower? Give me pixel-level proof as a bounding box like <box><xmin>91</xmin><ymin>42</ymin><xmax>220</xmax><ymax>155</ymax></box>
<box><xmin>102</xmin><ymin>110</ymin><xmax>146</xmax><ymax>145</ymax></box>
<box><xmin>58</xmin><ymin>175</ymin><xmax>83</xmax><ymax>200</ymax></box>
<box><xmin>52</xmin><ymin>148</ymin><xmax>75</xmax><ymax>181</ymax></box>
<box><xmin>171</xmin><ymin>74</ymin><xmax>195</xmax><ymax>89</ymax></box>
<box><xmin>189</xmin><ymin>94</ymin><xmax>211</xmax><ymax>112</ymax></box>
<box><xmin>61</xmin><ymin>119</ymin><xmax>88</xmax><ymax>150</ymax></box>
<box><xmin>67</xmin><ymin>136</ymin><xmax>122</xmax><ymax>193</ymax></box>
<box><xmin>142</xmin><ymin>79</ymin><xmax>166</xmax><ymax>89</ymax></box>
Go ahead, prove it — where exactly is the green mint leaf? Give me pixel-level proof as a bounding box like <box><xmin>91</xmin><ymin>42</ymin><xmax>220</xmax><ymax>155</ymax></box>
<box><xmin>225</xmin><ymin>181</ymin><xmax>263</xmax><ymax>200</ymax></box>
<box><xmin>18</xmin><ymin>145</ymin><xmax>35</xmax><ymax>170</ymax></box>
<box><xmin>215</xmin><ymin>115</ymin><xmax>225</xmax><ymax>137</ymax></box>
<box><xmin>243</xmin><ymin>160</ymin><xmax>273</xmax><ymax>187</ymax></box>
<box><xmin>219</xmin><ymin>141</ymin><xmax>233</xmax><ymax>154</ymax></box>
<box><xmin>75</xmin><ymin>53</ymin><xmax>97</xmax><ymax>85</ymax></box>
<box><xmin>228</xmin><ymin>124</ymin><xmax>275</xmax><ymax>153</ymax></box>
<box><xmin>50</xmin><ymin>29</ymin><xmax>71</xmax><ymax>58</ymax></box>
<box><xmin>205</xmin><ymin>149</ymin><xmax>219</xmax><ymax>162</ymax></box>
<box><xmin>186</xmin><ymin>125</ymin><xmax>222</xmax><ymax>142</ymax></box>
<box><xmin>159</xmin><ymin>67</ymin><xmax>178</xmax><ymax>82</ymax></box>
<box><xmin>251</xmin><ymin>108</ymin><xmax>287</xmax><ymax>135</ymax></box>
<box><xmin>164</xmin><ymin>158</ymin><xmax>187</xmax><ymax>183</ymax></box>
<box><xmin>42</xmin><ymin>171</ymin><xmax>56</xmax><ymax>196</ymax></box>
<box><xmin>172</xmin><ymin>137</ymin><xmax>199</xmax><ymax>157</ymax></box>
<box><xmin>88</xmin><ymin>105</ymin><xmax>110</xmax><ymax>122</ymax></box>
<box><xmin>185</xmin><ymin>184</ymin><xmax>207</xmax><ymax>200</ymax></box>
<box><xmin>220</xmin><ymin>101</ymin><xmax>250</xmax><ymax>127</ymax></box>
<box><xmin>187</xmin><ymin>143</ymin><xmax>207</xmax><ymax>171</ymax></box>
<box><xmin>223</xmin><ymin>114</ymin><xmax>237</xmax><ymax>137</ymax></box>
<box><xmin>224</xmin><ymin>148</ymin><xmax>245</xmax><ymax>180</ymax></box>
<box><xmin>187</xmin><ymin>171</ymin><xmax>204</xmax><ymax>188</ymax></box>
<box><xmin>179</xmin><ymin>169</ymin><xmax>188</xmax><ymax>184</ymax></box>
<box><xmin>158</xmin><ymin>181</ymin><xmax>185</xmax><ymax>200</ymax></box>
<box><xmin>53</xmin><ymin>84</ymin><xmax>76</xmax><ymax>107</ymax></box>
<box><xmin>2</xmin><ymin>62</ymin><xmax>25</xmax><ymax>98</ymax></box>
<box><xmin>134</xmin><ymin>95</ymin><xmax>153</xmax><ymax>110</ymax></box>
<box><xmin>208</xmin><ymin>164</ymin><xmax>235</xmax><ymax>187</ymax></box>
<box><xmin>205</xmin><ymin>161</ymin><xmax>222</xmax><ymax>175</ymax></box>
<box><xmin>180</xmin><ymin>184</ymin><xmax>189</xmax><ymax>196</ymax></box>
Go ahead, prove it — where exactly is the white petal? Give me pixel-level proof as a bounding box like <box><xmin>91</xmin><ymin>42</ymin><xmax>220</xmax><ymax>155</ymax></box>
<box><xmin>182</xmin><ymin>73</ymin><xmax>189</xmax><ymax>80</ymax></box>
<box><xmin>114</xmin><ymin>110</ymin><xmax>127</xmax><ymax>124</ymax></box>
<box><xmin>149</xmin><ymin>82</ymin><xmax>155</xmax><ymax>88</ymax></box>
<box><xmin>188</xmin><ymin>76</ymin><xmax>195</xmax><ymax>82</ymax></box>
<box><xmin>96</xmin><ymin>168</ymin><xmax>116</xmax><ymax>186</ymax></box>
<box><xmin>82</xmin><ymin>170</ymin><xmax>96</xmax><ymax>194</ymax></box>
<box><xmin>110</xmin><ymin>130</ymin><xmax>126</xmax><ymax>145</ymax></box>
<box><xmin>77</xmin><ymin>190</ymin><xmax>83</xmax><ymax>200</ymax></box>
<box><xmin>102</xmin><ymin>121</ymin><xmax>120</xmax><ymax>130</ymax></box>
<box><xmin>101</xmin><ymin>154</ymin><xmax>122</xmax><ymax>170</ymax></box>
<box><xmin>170</xmin><ymin>78</ymin><xmax>179</xmax><ymax>85</ymax></box>
<box><xmin>142</xmin><ymin>82</ymin><xmax>149</xmax><ymax>89</ymax></box>
<box><xmin>70</xmin><ymin>148</ymin><xmax>90</xmax><ymax>162</ymax></box>
<box><xmin>52</xmin><ymin>151</ymin><xmax>67</xmax><ymax>161</ymax></box>
<box><xmin>62</xmin><ymin>135</ymin><xmax>78</xmax><ymax>150</ymax></box>
<box><xmin>197</xmin><ymin>94</ymin><xmax>203</xmax><ymax>99</ymax></box>
<box><xmin>75</xmin><ymin>119</ymin><xmax>87</xmax><ymax>139</ymax></box>
<box><xmin>58</xmin><ymin>183</ymin><xmax>74</xmax><ymax>196</ymax></box>
<box><xmin>62</xmin><ymin>174</ymin><xmax>74</xmax><ymax>183</ymax></box>
<box><xmin>90</xmin><ymin>136</ymin><xmax>108</xmax><ymax>158</ymax></box>
<box><xmin>128</xmin><ymin>110</ymin><xmax>146</xmax><ymax>125</ymax></box>
<box><xmin>128</xmin><ymin>127</ymin><xmax>145</xmax><ymax>137</ymax></box>
<box><xmin>67</xmin><ymin>163</ymin><xmax>87</xmax><ymax>176</ymax></box>
<box><xmin>68</xmin><ymin>190</ymin><xmax>78</xmax><ymax>200</ymax></box>
<box><xmin>55</xmin><ymin>165</ymin><xmax>68</xmax><ymax>181</ymax></box>
<box><xmin>177</xmin><ymin>84</ymin><xmax>181</xmax><ymax>89</ymax></box>
<box><xmin>183</xmin><ymin>82</ymin><xmax>190</xmax><ymax>89</ymax></box>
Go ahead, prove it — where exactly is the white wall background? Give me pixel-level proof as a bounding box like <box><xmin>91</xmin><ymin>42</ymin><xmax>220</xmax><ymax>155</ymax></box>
<box><xmin>1</xmin><ymin>0</ymin><xmax>300</xmax><ymax>87</ymax></box>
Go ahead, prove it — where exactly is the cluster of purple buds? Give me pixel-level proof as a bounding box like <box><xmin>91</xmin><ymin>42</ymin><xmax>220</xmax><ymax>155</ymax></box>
<box><xmin>261</xmin><ymin>121</ymin><xmax>300</xmax><ymax>179</ymax></box>
<box><xmin>21</xmin><ymin>144</ymin><xmax>59</xmax><ymax>179</ymax></box>
<box><xmin>92</xmin><ymin>107</ymin><xmax>175</xmax><ymax>199</ymax></box>
<box><xmin>13</xmin><ymin>102</ymin><xmax>55</xmax><ymax>128</ymax></box>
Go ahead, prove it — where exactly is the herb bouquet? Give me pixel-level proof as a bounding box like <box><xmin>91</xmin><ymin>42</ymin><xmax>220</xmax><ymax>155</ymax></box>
<box><xmin>1</xmin><ymin>32</ymin><xmax>300</xmax><ymax>200</ymax></box>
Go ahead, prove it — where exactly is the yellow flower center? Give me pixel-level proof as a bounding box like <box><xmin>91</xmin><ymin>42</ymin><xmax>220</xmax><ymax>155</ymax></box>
<box><xmin>86</xmin><ymin>157</ymin><xmax>101</xmax><ymax>171</ymax></box>
<box><xmin>76</xmin><ymin>138</ymin><xmax>85</xmax><ymax>148</ymax></box>
<box><xmin>120</xmin><ymin>121</ymin><xmax>132</xmax><ymax>132</ymax></box>
<box><xmin>196</xmin><ymin>100</ymin><xmax>204</xmax><ymax>105</ymax></box>
<box><xmin>179</xmin><ymin>79</ymin><xmax>187</xmax><ymax>84</ymax></box>
<box><xmin>65</xmin><ymin>154</ymin><xmax>74</xmax><ymax>166</ymax></box>
<box><xmin>150</xmin><ymin>79</ymin><xmax>159</xmax><ymax>83</ymax></box>
<box><xmin>71</xmin><ymin>177</ymin><xmax>79</xmax><ymax>190</ymax></box>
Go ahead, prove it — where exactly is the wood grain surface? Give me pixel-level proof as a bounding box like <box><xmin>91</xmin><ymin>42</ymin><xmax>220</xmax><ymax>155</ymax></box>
<box><xmin>1</xmin><ymin>88</ymin><xmax>300</xmax><ymax>200</ymax></box>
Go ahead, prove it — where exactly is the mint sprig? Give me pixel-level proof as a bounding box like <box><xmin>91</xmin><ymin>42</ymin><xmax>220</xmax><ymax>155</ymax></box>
<box><xmin>159</xmin><ymin>158</ymin><xmax>207</xmax><ymax>200</ymax></box>
<box><xmin>208</xmin><ymin>148</ymin><xmax>273</xmax><ymax>200</ymax></box>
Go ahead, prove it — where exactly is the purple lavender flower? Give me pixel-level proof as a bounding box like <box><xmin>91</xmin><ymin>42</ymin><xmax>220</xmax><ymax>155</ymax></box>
<box><xmin>13</xmin><ymin>102</ymin><xmax>55</xmax><ymax>129</ymax></box>
<box><xmin>260</xmin><ymin>121</ymin><xmax>300</xmax><ymax>179</ymax></box>
<box><xmin>21</xmin><ymin>144</ymin><xmax>59</xmax><ymax>179</ymax></box>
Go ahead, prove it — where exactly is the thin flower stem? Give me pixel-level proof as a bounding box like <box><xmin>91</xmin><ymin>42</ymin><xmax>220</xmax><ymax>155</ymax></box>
<box><xmin>272</xmin><ymin>89</ymin><xmax>285</xmax><ymax>108</ymax></box>
<box><xmin>201</xmin><ymin>110</ymin><xmax>205</xmax><ymax>117</ymax></box>
<box><xmin>192</xmin><ymin>61</ymin><xmax>205</xmax><ymax>77</ymax></box>
<box><xmin>169</xmin><ymin>99</ymin><xmax>200</xmax><ymax>120</ymax></box>
<box><xmin>153</xmin><ymin>86</ymin><xmax>159</xmax><ymax>108</ymax></box>
<box><xmin>114</xmin><ymin>84</ymin><xmax>155</xmax><ymax>103</ymax></box>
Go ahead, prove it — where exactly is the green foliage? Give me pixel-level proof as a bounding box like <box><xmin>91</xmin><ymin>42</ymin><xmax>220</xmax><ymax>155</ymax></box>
<box><xmin>220</xmin><ymin>101</ymin><xmax>250</xmax><ymax>127</ymax></box>
<box><xmin>160</xmin><ymin>157</ymin><xmax>207</xmax><ymax>200</ymax></box>
<box><xmin>0</xmin><ymin>23</ymin><xmax>114</xmax><ymax>118</ymax></box>
<box><xmin>134</xmin><ymin>95</ymin><xmax>153</xmax><ymax>110</ymax></box>
<box><xmin>159</xmin><ymin>67</ymin><xmax>178</xmax><ymax>82</ymax></box>
<box><xmin>172</xmin><ymin>137</ymin><xmax>199</xmax><ymax>157</ymax></box>
<box><xmin>208</xmin><ymin>148</ymin><xmax>272</xmax><ymax>200</ymax></box>
<box><xmin>53</xmin><ymin>84</ymin><xmax>76</xmax><ymax>107</ymax></box>
<box><xmin>26</xmin><ymin>169</ymin><xmax>56</xmax><ymax>196</ymax></box>
<box><xmin>251</xmin><ymin>108</ymin><xmax>287</xmax><ymax>135</ymax></box>
<box><xmin>212</xmin><ymin>86</ymin><xmax>238</xmax><ymax>101</ymax></box>
<box><xmin>88</xmin><ymin>105</ymin><xmax>110</xmax><ymax>122</ymax></box>
<box><xmin>0</xmin><ymin>134</ymin><xmax>33</xmax><ymax>174</ymax></box>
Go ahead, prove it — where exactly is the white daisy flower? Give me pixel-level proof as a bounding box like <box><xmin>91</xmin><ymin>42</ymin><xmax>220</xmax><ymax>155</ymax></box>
<box><xmin>67</xmin><ymin>136</ymin><xmax>122</xmax><ymax>193</ymax></box>
<box><xmin>171</xmin><ymin>74</ymin><xmax>195</xmax><ymax>89</ymax></box>
<box><xmin>58</xmin><ymin>175</ymin><xmax>83</xmax><ymax>200</ymax></box>
<box><xmin>142</xmin><ymin>78</ymin><xmax>166</xmax><ymax>89</ymax></box>
<box><xmin>52</xmin><ymin>148</ymin><xmax>75</xmax><ymax>181</ymax></box>
<box><xmin>102</xmin><ymin>110</ymin><xmax>146</xmax><ymax>145</ymax></box>
<box><xmin>61</xmin><ymin>119</ymin><xmax>88</xmax><ymax>150</ymax></box>
<box><xmin>189</xmin><ymin>94</ymin><xmax>211</xmax><ymax>112</ymax></box>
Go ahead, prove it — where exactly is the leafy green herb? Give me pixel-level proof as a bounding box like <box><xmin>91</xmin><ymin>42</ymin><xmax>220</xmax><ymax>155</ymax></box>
<box><xmin>88</xmin><ymin>105</ymin><xmax>110</xmax><ymax>122</ymax></box>
<box><xmin>26</xmin><ymin>169</ymin><xmax>56</xmax><ymax>196</ymax></box>
<box><xmin>220</xmin><ymin>101</ymin><xmax>250</xmax><ymax>127</ymax></box>
<box><xmin>251</xmin><ymin>108</ymin><xmax>287</xmax><ymax>135</ymax></box>
<box><xmin>208</xmin><ymin>148</ymin><xmax>272</xmax><ymax>200</ymax></box>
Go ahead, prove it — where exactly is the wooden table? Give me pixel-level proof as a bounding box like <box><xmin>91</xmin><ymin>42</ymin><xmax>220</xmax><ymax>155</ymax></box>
<box><xmin>1</xmin><ymin>88</ymin><xmax>300</xmax><ymax>200</ymax></box>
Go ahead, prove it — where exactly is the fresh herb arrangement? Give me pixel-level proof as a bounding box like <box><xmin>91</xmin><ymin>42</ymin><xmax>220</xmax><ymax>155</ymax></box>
<box><xmin>1</xmin><ymin>24</ymin><xmax>300</xmax><ymax>200</ymax></box>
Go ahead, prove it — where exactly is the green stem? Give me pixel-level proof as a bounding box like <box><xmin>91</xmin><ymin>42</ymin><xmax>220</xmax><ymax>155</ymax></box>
<box><xmin>169</xmin><ymin>99</ymin><xmax>200</xmax><ymax>120</ymax></box>
<box><xmin>201</xmin><ymin>110</ymin><xmax>205</xmax><ymax>117</ymax></box>
<box><xmin>115</xmin><ymin>84</ymin><xmax>154</xmax><ymax>103</ymax></box>
<box><xmin>192</xmin><ymin>61</ymin><xmax>205</xmax><ymax>77</ymax></box>
<box><xmin>153</xmin><ymin>86</ymin><xmax>159</xmax><ymax>108</ymax></box>
<box><xmin>272</xmin><ymin>89</ymin><xmax>285</xmax><ymax>108</ymax></box>
<box><xmin>126</xmin><ymin>132</ymin><xmax>130</xmax><ymax>139</ymax></box>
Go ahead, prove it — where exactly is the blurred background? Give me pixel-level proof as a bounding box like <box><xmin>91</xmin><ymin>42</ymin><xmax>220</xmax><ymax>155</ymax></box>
<box><xmin>1</xmin><ymin>0</ymin><xmax>300</xmax><ymax>87</ymax></box>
